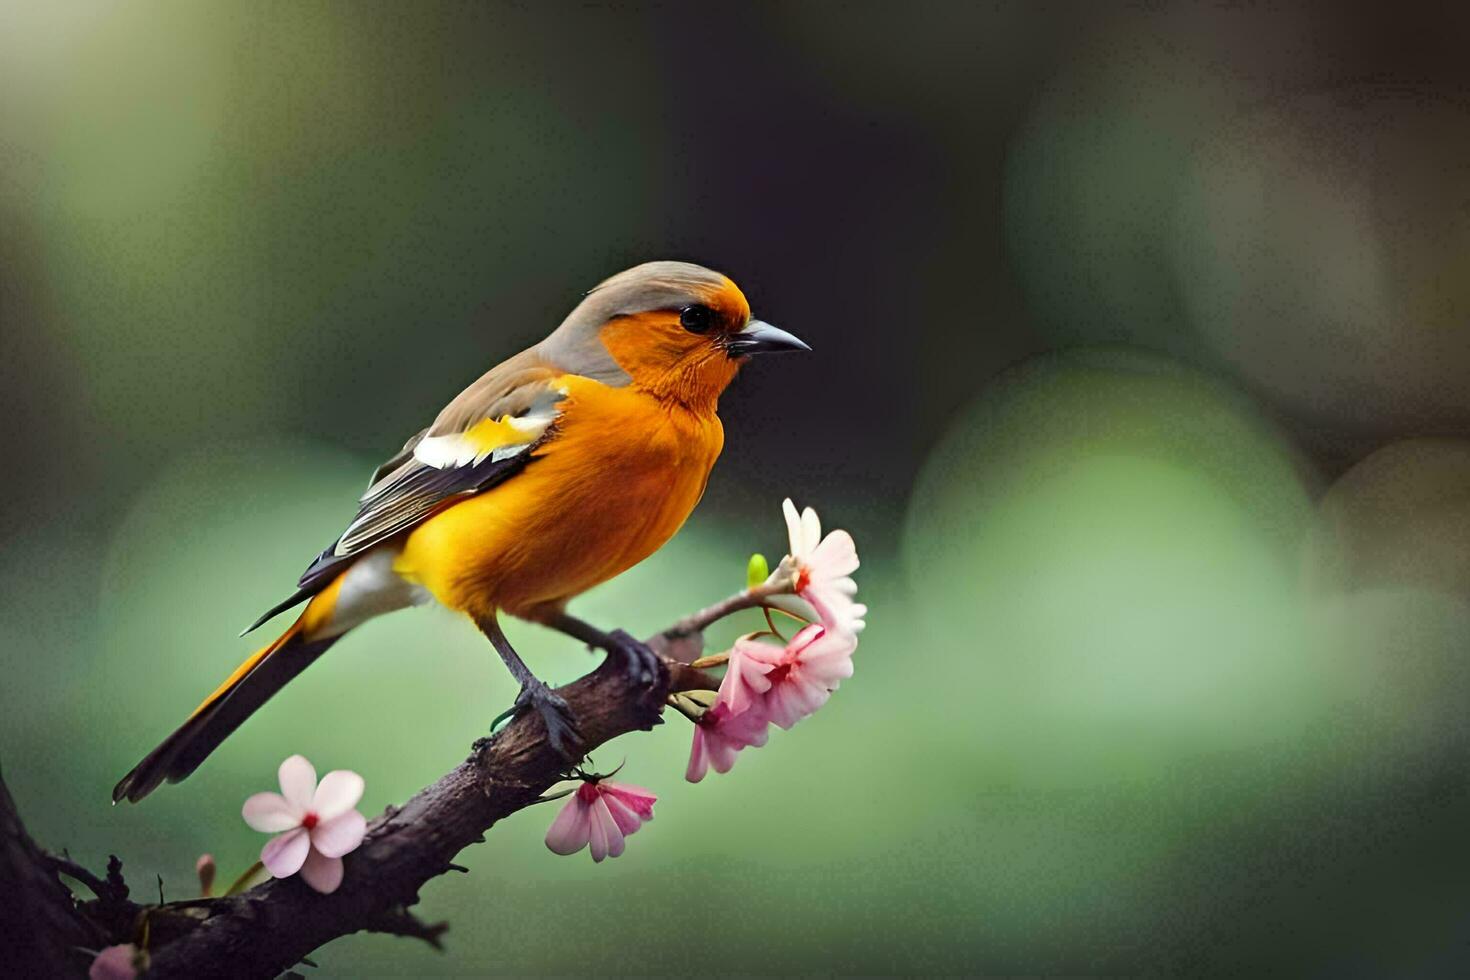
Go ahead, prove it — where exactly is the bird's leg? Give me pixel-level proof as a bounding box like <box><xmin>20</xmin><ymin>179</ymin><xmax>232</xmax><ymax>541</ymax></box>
<box><xmin>539</xmin><ymin>611</ymin><xmax>661</xmax><ymax>687</ymax></box>
<box><xmin>474</xmin><ymin>612</ymin><xmax>581</xmax><ymax>759</ymax></box>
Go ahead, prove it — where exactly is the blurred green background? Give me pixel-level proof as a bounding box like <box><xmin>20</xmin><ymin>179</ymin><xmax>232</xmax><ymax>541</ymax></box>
<box><xmin>4</xmin><ymin>1</ymin><xmax>1470</xmax><ymax>975</ymax></box>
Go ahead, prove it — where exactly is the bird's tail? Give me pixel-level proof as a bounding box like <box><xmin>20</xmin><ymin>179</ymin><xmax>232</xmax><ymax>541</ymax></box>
<box><xmin>112</xmin><ymin>596</ymin><xmax>344</xmax><ymax>804</ymax></box>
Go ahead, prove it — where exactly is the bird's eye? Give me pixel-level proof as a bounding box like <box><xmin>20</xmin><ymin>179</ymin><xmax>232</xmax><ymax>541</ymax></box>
<box><xmin>679</xmin><ymin>305</ymin><xmax>715</xmax><ymax>333</ymax></box>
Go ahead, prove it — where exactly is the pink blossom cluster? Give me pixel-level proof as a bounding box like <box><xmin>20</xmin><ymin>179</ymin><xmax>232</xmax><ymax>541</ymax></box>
<box><xmin>687</xmin><ymin>499</ymin><xmax>863</xmax><ymax>782</ymax></box>
<box><xmin>543</xmin><ymin>500</ymin><xmax>864</xmax><ymax>862</ymax></box>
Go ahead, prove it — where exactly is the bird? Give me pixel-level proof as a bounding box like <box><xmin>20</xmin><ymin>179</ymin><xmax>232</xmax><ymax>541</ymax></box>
<box><xmin>112</xmin><ymin>261</ymin><xmax>808</xmax><ymax>804</ymax></box>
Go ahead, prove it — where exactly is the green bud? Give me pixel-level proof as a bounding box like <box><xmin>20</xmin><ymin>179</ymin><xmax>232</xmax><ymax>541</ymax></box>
<box><xmin>747</xmin><ymin>553</ymin><xmax>770</xmax><ymax>589</ymax></box>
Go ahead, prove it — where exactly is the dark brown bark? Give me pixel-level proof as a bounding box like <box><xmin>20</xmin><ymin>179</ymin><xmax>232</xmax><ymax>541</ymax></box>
<box><xmin>1</xmin><ymin>768</ymin><xmax>104</xmax><ymax>977</ymax></box>
<box><xmin>141</xmin><ymin>653</ymin><xmax>715</xmax><ymax>978</ymax></box>
<box><xmin>0</xmin><ymin>596</ymin><xmax>748</xmax><ymax>978</ymax></box>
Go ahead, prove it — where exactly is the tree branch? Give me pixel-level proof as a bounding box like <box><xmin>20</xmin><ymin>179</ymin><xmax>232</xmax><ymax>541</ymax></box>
<box><xmin>0</xmin><ymin>591</ymin><xmax>753</xmax><ymax>978</ymax></box>
<box><xmin>124</xmin><ymin>611</ymin><xmax>729</xmax><ymax>977</ymax></box>
<box><xmin>1</xmin><ymin>768</ymin><xmax>108</xmax><ymax>977</ymax></box>
<box><xmin>654</xmin><ymin>582</ymin><xmax>783</xmax><ymax>651</ymax></box>
<box><xmin>365</xmin><ymin>906</ymin><xmax>449</xmax><ymax>950</ymax></box>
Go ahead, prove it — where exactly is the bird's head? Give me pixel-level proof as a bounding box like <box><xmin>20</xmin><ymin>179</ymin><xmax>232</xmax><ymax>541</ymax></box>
<box><xmin>539</xmin><ymin>261</ymin><xmax>809</xmax><ymax>409</ymax></box>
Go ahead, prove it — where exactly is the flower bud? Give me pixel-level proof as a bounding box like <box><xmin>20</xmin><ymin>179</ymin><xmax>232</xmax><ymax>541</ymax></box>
<box><xmin>746</xmin><ymin>553</ymin><xmax>769</xmax><ymax>589</ymax></box>
<box><xmin>195</xmin><ymin>853</ymin><xmax>216</xmax><ymax>897</ymax></box>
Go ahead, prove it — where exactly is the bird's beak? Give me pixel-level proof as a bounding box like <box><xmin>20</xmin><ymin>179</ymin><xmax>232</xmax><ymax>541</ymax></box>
<box><xmin>725</xmin><ymin>320</ymin><xmax>812</xmax><ymax>358</ymax></box>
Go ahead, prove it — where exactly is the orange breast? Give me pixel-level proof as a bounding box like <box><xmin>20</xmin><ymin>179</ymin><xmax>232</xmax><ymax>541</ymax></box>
<box><xmin>393</xmin><ymin>376</ymin><xmax>724</xmax><ymax>620</ymax></box>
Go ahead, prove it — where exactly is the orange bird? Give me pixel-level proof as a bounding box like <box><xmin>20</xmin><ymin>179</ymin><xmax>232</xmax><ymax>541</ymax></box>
<box><xmin>114</xmin><ymin>262</ymin><xmax>808</xmax><ymax>803</ymax></box>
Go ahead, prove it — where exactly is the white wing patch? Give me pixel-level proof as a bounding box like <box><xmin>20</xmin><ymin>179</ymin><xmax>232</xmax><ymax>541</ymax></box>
<box><xmin>412</xmin><ymin>415</ymin><xmax>547</xmax><ymax>468</ymax></box>
<box><xmin>412</xmin><ymin>385</ymin><xmax>565</xmax><ymax>469</ymax></box>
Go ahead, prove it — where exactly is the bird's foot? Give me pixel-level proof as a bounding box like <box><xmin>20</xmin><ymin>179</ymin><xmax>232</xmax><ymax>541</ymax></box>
<box><xmin>514</xmin><ymin>680</ymin><xmax>582</xmax><ymax>760</ymax></box>
<box><xmin>600</xmin><ymin>629</ymin><xmax>662</xmax><ymax>687</ymax></box>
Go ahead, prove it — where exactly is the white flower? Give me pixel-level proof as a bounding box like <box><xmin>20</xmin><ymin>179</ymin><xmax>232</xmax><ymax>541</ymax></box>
<box><xmin>766</xmin><ymin>499</ymin><xmax>867</xmax><ymax>634</ymax></box>
<box><xmin>242</xmin><ymin>755</ymin><xmax>367</xmax><ymax>894</ymax></box>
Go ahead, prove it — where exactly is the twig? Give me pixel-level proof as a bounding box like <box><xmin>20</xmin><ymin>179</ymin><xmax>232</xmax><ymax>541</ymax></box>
<box><xmin>42</xmin><ymin>853</ymin><xmax>114</xmax><ymax>903</ymax></box>
<box><xmin>655</xmin><ymin>582</ymin><xmax>784</xmax><ymax>641</ymax></box>
<box><xmin>366</xmin><ymin>907</ymin><xmax>449</xmax><ymax>951</ymax></box>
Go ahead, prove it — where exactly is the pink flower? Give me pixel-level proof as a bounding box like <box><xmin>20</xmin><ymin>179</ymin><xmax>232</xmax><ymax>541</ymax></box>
<box><xmin>685</xmin><ymin>700</ymin><xmax>770</xmax><ymax>782</ymax></box>
<box><xmin>89</xmin><ymin>945</ymin><xmax>142</xmax><ymax>980</ymax></box>
<box><xmin>720</xmin><ymin>637</ymin><xmax>779</xmax><ymax>717</ymax></box>
<box><xmin>719</xmin><ymin>624</ymin><xmax>855</xmax><ymax>730</ymax></box>
<box><xmin>242</xmin><ymin>755</ymin><xmax>367</xmax><ymax>894</ymax></box>
<box><xmin>767</xmin><ymin>499</ymin><xmax>867</xmax><ymax>635</ymax></box>
<box><xmin>545</xmin><ymin>779</ymin><xmax>657</xmax><ymax>862</ymax></box>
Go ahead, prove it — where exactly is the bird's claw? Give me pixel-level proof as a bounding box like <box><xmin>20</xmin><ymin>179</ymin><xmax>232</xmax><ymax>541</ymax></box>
<box><xmin>602</xmin><ymin>629</ymin><xmax>661</xmax><ymax>687</ymax></box>
<box><xmin>514</xmin><ymin>680</ymin><xmax>582</xmax><ymax>760</ymax></box>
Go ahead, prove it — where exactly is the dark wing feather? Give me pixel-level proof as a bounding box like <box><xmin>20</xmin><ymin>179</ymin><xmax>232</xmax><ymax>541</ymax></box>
<box><xmin>239</xmin><ymin>447</ymin><xmax>540</xmax><ymax>635</ymax></box>
<box><xmin>304</xmin><ymin>446</ymin><xmax>539</xmax><ymax>588</ymax></box>
<box><xmin>241</xmin><ymin>356</ymin><xmax>566</xmax><ymax>635</ymax></box>
<box><xmin>364</xmin><ymin>428</ymin><xmax>427</xmax><ymax>491</ymax></box>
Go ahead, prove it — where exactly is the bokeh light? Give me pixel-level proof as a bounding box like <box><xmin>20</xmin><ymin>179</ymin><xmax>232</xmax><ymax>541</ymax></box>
<box><xmin>904</xmin><ymin>349</ymin><xmax>1316</xmax><ymax>781</ymax></box>
<box><xmin>5</xmin><ymin>2</ymin><xmax>1470</xmax><ymax>975</ymax></box>
<box><xmin>1172</xmin><ymin>88</ymin><xmax>1470</xmax><ymax>436</ymax></box>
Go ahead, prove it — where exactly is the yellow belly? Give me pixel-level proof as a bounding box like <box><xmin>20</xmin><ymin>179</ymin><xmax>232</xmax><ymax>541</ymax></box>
<box><xmin>393</xmin><ymin>377</ymin><xmax>724</xmax><ymax>620</ymax></box>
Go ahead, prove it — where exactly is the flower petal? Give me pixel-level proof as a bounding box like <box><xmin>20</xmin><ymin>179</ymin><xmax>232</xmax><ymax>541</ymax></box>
<box><xmin>89</xmin><ymin>944</ymin><xmax>140</xmax><ymax>980</ymax></box>
<box><xmin>587</xmin><ymin>797</ymin><xmax>610</xmax><ymax>862</ymax></box>
<box><xmin>601</xmin><ymin>815</ymin><xmax>627</xmax><ymax>859</ymax></box>
<box><xmin>738</xmin><ymin>714</ymin><xmax>772</xmax><ymax>750</ymax></box>
<box><xmin>796</xmin><ymin>628</ymin><xmax>857</xmax><ymax>685</ymax></box>
<box><xmin>693</xmin><ymin>703</ymin><xmax>763</xmax><ymax>776</ymax></box>
<box><xmin>764</xmin><ymin>684</ymin><xmax>801</xmax><ymax>729</ymax></box>
<box><xmin>545</xmin><ymin>793</ymin><xmax>592</xmax><ymax>855</ymax></box>
<box><xmin>242</xmin><ymin>792</ymin><xmax>300</xmax><ymax>832</ymax></box>
<box><xmin>718</xmin><ymin>640</ymin><xmax>776</xmax><ymax>715</ymax></box>
<box><xmin>766</xmin><ymin>671</ymin><xmax>834</xmax><ymax>729</ymax></box>
<box><xmin>600</xmin><ymin>781</ymin><xmax>656</xmax><ymax>821</ymax></box>
<box><xmin>789</xmin><ymin>623</ymin><xmax>826</xmax><ymax>652</ymax></box>
<box><xmin>601</xmin><ymin>793</ymin><xmax>644</xmax><ymax>836</ymax></box>
<box><xmin>810</xmin><ymin>529</ymin><xmax>859</xmax><ymax>578</ymax></box>
<box><xmin>261</xmin><ymin>827</ymin><xmax>310</xmax><ymax>878</ymax></box>
<box><xmin>801</xmin><ymin>654</ymin><xmax>855</xmax><ymax>691</ymax></box>
<box><xmin>800</xmin><ymin>505</ymin><xmax>822</xmax><ymax>555</ymax></box>
<box><xmin>804</xmin><ymin>589</ymin><xmax>867</xmax><ymax>635</ymax></box>
<box><xmin>781</xmin><ymin>498</ymin><xmax>802</xmax><ymax>556</ymax></box>
<box><xmin>767</xmin><ymin>592</ymin><xmax>820</xmax><ymax>622</ymax></box>
<box><xmin>310</xmin><ymin>808</ymin><xmax>367</xmax><ymax>858</ymax></box>
<box><xmin>277</xmin><ymin>755</ymin><xmax>317</xmax><ymax>811</ymax></box>
<box><xmin>685</xmin><ymin>728</ymin><xmax>711</xmax><ymax>783</ymax></box>
<box><xmin>707</xmin><ymin>731</ymin><xmax>742</xmax><ymax>774</ymax></box>
<box><xmin>312</xmin><ymin>770</ymin><xmax>365</xmax><ymax>821</ymax></box>
<box><xmin>299</xmin><ymin>848</ymin><xmax>344</xmax><ymax>894</ymax></box>
<box><xmin>587</xmin><ymin>796</ymin><xmax>625</xmax><ymax>861</ymax></box>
